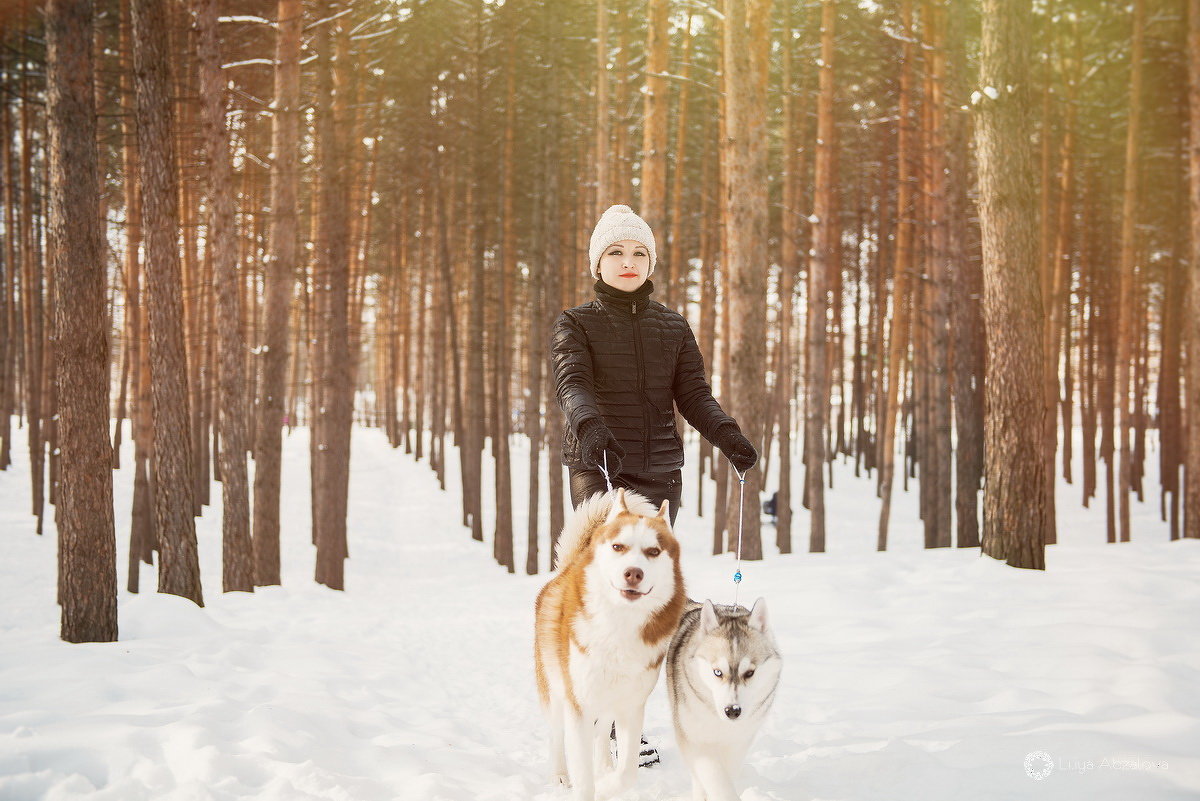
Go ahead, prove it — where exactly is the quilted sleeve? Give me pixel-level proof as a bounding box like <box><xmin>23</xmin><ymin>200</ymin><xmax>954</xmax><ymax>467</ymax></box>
<box><xmin>672</xmin><ymin>321</ymin><xmax>736</xmax><ymax>442</ymax></box>
<box><xmin>550</xmin><ymin>310</ymin><xmax>602</xmax><ymax>436</ymax></box>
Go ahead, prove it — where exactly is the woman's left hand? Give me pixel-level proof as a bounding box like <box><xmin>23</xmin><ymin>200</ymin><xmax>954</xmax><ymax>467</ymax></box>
<box><xmin>716</xmin><ymin>425</ymin><xmax>758</xmax><ymax>474</ymax></box>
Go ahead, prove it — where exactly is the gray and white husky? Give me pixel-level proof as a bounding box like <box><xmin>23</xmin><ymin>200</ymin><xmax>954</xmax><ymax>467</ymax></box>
<box><xmin>666</xmin><ymin>598</ymin><xmax>781</xmax><ymax>801</ymax></box>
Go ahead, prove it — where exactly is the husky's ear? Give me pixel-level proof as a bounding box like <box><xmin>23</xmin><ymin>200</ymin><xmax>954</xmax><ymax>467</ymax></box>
<box><xmin>700</xmin><ymin>599</ymin><xmax>720</xmax><ymax>634</ymax></box>
<box><xmin>605</xmin><ymin>487</ymin><xmax>627</xmax><ymax>523</ymax></box>
<box><xmin>656</xmin><ymin>499</ymin><xmax>672</xmax><ymax>529</ymax></box>
<box><xmin>748</xmin><ymin>597</ymin><xmax>769</xmax><ymax>633</ymax></box>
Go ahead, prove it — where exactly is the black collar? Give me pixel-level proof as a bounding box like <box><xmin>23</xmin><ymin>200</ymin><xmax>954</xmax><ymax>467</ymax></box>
<box><xmin>594</xmin><ymin>278</ymin><xmax>654</xmax><ymax>315</ymax></box>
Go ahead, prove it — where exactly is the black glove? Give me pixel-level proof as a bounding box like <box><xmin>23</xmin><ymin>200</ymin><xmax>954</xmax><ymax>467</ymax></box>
<box><xmin>715</xmin><ymin>423</ymin><xmax>757</xmax><ymax>474</ymax></box>
<box><xmin>578</xmin><ymin>418</ymin><xmax>625</xmax><ymax>476</ymax></box>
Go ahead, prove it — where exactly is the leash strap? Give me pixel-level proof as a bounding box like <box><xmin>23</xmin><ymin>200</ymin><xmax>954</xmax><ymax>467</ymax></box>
<box><xmin>732</xmin><ymin>465</ymin><xmax>746</xmax><ymax>606</ymax></box>
<box><xmin>603</xmin><ymin>446</ymin><xmax>748</xmax><ymax>605</ymax></box>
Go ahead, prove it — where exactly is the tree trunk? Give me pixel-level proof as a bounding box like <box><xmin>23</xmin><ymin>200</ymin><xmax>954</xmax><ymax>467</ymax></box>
<box><xmin>1186</xmin><ymin>0</ymin><xmax>1200</xmax><ymax>539</ymax></box>
<box><xmin>976</xmin><ymin>0</ymin><xmax>1046</xmax><ymax>570</ymax></box>
<box><xmin>612</xmin><ymin>2</ymin><xmax>632</xmax><ymax>197</ymax></box>
<box><xmin>805</xmin><ymin>0</ymin><xmax>836</xmax><ymax>555</ymax></box>
<box><xmin>132</xmin><ymin>0</ymin><xmax>203</xmax><ymax>604</ymax></box>
<box><xmin>776</xmin><ymin>2</ymin><xmax>803</xmax><ymax>555</ymax></box>
<box><xmin>925</xmin><ymin>0</ymin><xmax>952</xmax><ymax>548</ymax></box>
<box><xmin>0</xmin><ymin>87</ymin><xmax>12</xmax><ymax>474</ymax></box>
<box><xmin>697</xmin><ymin>129</ymin><xmax>717</xmax><ymax>522</ymax></box>
<box><xmin>665</xmin><ymin>13</ymin><xmax>694</xmax><ymax>312</ymax></box>
<box><xmin>1114</xmin><ymin>0</ymin><xmax>1145</xmax><ymax>544</ymax></box>
<box><xmin>195</xmin><ymin>0</ymin><xmax>253</xmax><ymax>593</ymax></box>
<box><xmin>20</xmin><ymin>67</ymin><xmax>45</xmax><ymax>536</ymax></box>
<box><xmin>313</xmin><ymin>18</ymin><xmax>354</xmax><ymax>590</ymax></box>
<box><xmin>253</xmin><ymin>0</ymin><xmax>302</xmax><ymax>587</ymax></box>
<box><xmin>722</xmin><ymin>0</ymin><xmax>771</xmax><ymax>561</ymax></box>
<box><xmin>526</xmin><ymin>189</ymin><xmax>545</xmax><ymax>576</ymax></box>
<box><xmin>433</xmin><ymin>140</ymin><xmax>466</xmax><ymax>533</ymax></box>
<box><xmin>877</xmin><ymin>0</ymin><xmax>915</xmax><ymax>551</ymax></box>
<box><xmin>641</xmin><ymin>0</ymin><xmax>669</xmax><ymax>291</ymax></box>
<box><xmin>48</xmin><ymin>0</ymin><xmax>118</xmax><ymax>643</ymax></box>
<box><xmin>493</xmin><ymin>25</ymin><xmax>517</xmax><ymax>573</ymax></box>
<box><xmin>594</xmin><ymin>0</ymin><xmax>610</xmax><ymax>216</ymax></box>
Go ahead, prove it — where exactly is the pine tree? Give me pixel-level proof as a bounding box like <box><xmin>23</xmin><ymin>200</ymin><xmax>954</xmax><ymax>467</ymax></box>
<box><xmin>1186</xmin><ymin>0</ymin><xmax>1200</xmax><ymax>539</ymax></box>
<box><xmin>47</xmin><ymin>0</ymin><xmax>118</xmax><ymax>643</ymax></box>
<box><xmin>976</xmin><ymin>0</ymin><xmax>1046</xmax><ymax>569</ymax></box>
<box><xmin>195</xmin><ymin>0</ymin><xmax>253</xmax><ymax>594</ymax></box>
<box><xmin>132</xmin><ymin>0</ymin><xmax>203</xmax><ymax>604</ymax></box>
<box><xmin>253</xmin><ymin>0</ymin><xmax>303</xmax><ymax>586</ymax></box>
<box><xmin>721</xmin><ymin>0</ymin><xmax>771</xmax><ymax>561</ymax></box>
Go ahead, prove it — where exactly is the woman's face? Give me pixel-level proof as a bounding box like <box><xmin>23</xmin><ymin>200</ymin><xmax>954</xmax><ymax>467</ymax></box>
<box><xmin>598</xmin><ymin>239</ymin><xmax>650</xmax><ymax>292</ymax></box>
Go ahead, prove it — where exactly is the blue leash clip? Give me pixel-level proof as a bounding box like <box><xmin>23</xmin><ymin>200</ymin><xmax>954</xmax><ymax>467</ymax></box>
<box><xmin>733</xmin><ymin>571</ymin><xmax>742</xmax><ymax>583</ymax></box>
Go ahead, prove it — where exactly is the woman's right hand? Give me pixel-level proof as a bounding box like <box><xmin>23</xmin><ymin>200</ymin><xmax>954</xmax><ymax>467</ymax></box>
<box><xmin>578</xmin><ymin>419</ymin><xmax>625</xmax><ymax>476</ymax></box>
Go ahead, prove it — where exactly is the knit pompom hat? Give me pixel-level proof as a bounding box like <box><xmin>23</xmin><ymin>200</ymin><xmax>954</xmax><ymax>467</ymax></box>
<box><xmin>588</xmin><ymin>204</ymin><xmax>657</xmax><ymax>278</ymax></box>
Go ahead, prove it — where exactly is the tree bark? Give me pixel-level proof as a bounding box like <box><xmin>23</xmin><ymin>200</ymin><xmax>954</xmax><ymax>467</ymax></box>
<box><xmin>313</xmin><ymin>18</ymin><xmax>354</xmax><ymax>590</ymax></box>
<box><xmin>925</xmin><ymin>0</ymin><xmax>952</xmax><ymax>548</ymax></box>
<box><xmin>805</xmin><ymin>0</ymin><xmax>836</xmax><ymax>555</ymax></box>
<box><xmin>877</xmin><ymin>0</ymin><xmax>915</xmax><ymax>551</ymax></box>
<box><xmin>195</xmin><ymin>0</ymin><xmax>253</xmax><ymax>593</ymax></box>
<box><xmin>776</xmin><ymin>1</ymin><xmax>804</xmax><ymax>555</ymax></box>
<box><xmin>641</xmin><ymin>0</ymin><xmax>669</xmax><ymax>291</ymax></box>
<box><xmin>48</xmin><ymin>0</ymin><xmax>118</xmax><ymax>643</ymax></box>
<box><xmin>20</xmin><ymin>65</ymin><xmax>45</xmax><ymax>536</ymax></box>
<box><xmin>1114</xmin><ymin>0</ymin><xmax>1145</xmax><ymax>543</ymax></box>
<box><xmin>253</xmin><ymin>0</ymin><xmax>302</xmax><ymax>586</ymax></box>
<box><xmin>722</xmin><ymin>0</ymin><xmax>771</xmax><ymax>561</ymax></box>
<box><xmin>976</xmin><ymin>0</ymin><xmax>1046</xmax><ymax>569</ymax></box>
<box><xmin>1186</xmin><ymin>0</ymin><xmax>1200</xmax><ymax>539</ymax></box>
<box><xmin>493</xmin><ymin>23</ymin><xmax>517</xmax><ymax>573</ymax></box>
<box><xmin>594</xmin><ymin>0</ymin><xmax>610</xmax><ymax>216</ymax></box>
<box><xmin>132</xmin><ymin>0</ymin><xmax>203</xmax><ymax>604</ymax></box>
<box><xmin>0</xmin><ymin>83</ymin><xmax>12</xmax><ymax>474</ymax></box>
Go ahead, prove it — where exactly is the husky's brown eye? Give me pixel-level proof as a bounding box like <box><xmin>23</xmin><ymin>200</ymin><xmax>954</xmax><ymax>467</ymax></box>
<box><xmin>713</xmin><ymin>668</ymin><xmax>723</xmax><ymax>678</ymax></box>
<box><xmin>612</xmin><ymin>543</ymin><xmax>626</xmax><ymax>553</ymax></box>
<box><xmin>744</xmin><ymin>669</ymin><xmax>755</xmax><ymax>680</ymax></box>
<box><xmin>644</xmin><ymin>547</ymin><xmax>661</xmax><ymax>558</ymax></box>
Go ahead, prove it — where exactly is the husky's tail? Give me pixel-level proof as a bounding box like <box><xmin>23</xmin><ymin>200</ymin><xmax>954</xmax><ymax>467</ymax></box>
<box><xmin>554</xmin><ymin>489</ymin><xmax>658</xmax><ymax>569</ymax></box>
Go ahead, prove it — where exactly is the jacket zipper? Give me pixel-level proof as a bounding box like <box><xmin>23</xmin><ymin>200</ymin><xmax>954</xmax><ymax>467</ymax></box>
<box><xmin>631</xmin><ymin>301</ymin><xmax>648</xmax><ymax>471</ymax></box>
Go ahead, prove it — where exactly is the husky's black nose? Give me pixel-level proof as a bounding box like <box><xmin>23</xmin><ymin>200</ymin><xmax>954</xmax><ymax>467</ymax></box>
<box><xmin>724</xmin><ymin>704</ymin><xmax>742</xmax><ymax>720</ymax></box>
<box><xmin>624</xmin><ymin>567</ymin><xmax>644</xmax><ymax>586</ymax></box>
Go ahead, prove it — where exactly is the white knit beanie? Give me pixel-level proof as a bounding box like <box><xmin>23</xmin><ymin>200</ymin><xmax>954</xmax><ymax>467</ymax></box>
<box><xmin>588</xmin><ymin>204</ymin><xmax>657</xmax><ymax>278</ymax></box>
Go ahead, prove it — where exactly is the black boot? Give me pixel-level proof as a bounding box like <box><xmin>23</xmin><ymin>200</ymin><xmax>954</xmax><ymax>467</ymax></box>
<box><xmin>609</xmin><ymin>726</ymin><xmax>661</xmax><ymax>768</ymax></box>
<box><xmin>638</xmin><ymin>735</ymin><xmax>660</xmax><ymax>768</ymax></box>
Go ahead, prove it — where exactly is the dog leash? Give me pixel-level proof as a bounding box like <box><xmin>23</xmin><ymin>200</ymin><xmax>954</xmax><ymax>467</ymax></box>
<box><xmin>604</xmin><ymin>447</ymin><xmax>748</xmax><ymax>605</ymax></box>
<box><xmin>732</xmin><ymin>464</ymin><xmax>747</xmax><ymax>606</ymax></box>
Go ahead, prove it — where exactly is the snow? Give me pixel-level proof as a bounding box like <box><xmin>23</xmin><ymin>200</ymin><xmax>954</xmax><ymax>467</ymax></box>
<box><xmin>1</xmin><ymin>422</ymin><xmax>1198</xmax><ymax>800</ymax></box>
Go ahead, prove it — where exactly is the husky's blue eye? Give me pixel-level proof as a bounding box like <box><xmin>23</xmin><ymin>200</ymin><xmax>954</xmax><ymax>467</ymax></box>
<box><xmin>713</xmin><ymin>668</ymin><xmax>723</xmax><ymax>678</ymax></box>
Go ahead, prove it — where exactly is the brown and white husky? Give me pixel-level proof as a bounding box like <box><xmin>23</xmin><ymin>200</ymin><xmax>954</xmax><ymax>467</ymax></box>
<box><xmin>534</xmin><ymin>487</ymin><xmax>686</xmax><ymax>801</ymax></box>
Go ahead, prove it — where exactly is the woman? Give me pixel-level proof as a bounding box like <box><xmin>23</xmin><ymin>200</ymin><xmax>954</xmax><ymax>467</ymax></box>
<box><xmin>551</xmin><ymin>204</ymin><xmax>758</xmax><ymax>526</ymax></box>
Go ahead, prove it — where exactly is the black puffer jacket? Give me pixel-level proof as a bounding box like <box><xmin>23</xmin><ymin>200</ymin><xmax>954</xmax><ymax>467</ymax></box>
<box><xmin>551</xmin><ymin>279</ymin><xmax>736</xmax><ymax>474</ymax></box>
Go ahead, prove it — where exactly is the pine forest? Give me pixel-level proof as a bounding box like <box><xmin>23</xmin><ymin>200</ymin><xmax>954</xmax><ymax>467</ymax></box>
<box><xmin>1</xmin><ymin>0</ymin><xmax>1197</xmax><ymax>645</ymax></box>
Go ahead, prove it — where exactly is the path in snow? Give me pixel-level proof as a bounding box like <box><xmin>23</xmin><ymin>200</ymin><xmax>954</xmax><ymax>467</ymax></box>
<box><xmin>0</xmin><ymin>424</ymin><xmax>1198</xmax><ymax>800</ymax></box>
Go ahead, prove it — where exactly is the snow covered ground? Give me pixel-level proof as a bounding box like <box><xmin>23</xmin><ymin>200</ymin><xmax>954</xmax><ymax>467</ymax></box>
<box><xmin>1</xmin><ymin>422</ymin><xmax>1198</xmax><ymax>800</ymax></box>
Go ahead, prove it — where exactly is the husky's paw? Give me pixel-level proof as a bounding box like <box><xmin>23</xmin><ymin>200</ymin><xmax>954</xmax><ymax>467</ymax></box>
<box><xmin>552</xmin><ymin>772</ymin><xmax>570</xmax><ymax>788</ymax></box>
<box><xmin>595</xmin><ymin>770</ymin><xmax>633</xmax><ymax>800</ymax></box>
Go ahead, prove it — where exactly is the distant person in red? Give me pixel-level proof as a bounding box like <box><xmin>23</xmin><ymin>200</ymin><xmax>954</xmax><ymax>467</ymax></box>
<box><xmin>550</xmin><ymin>204</ymin><xmax>757</xmax><ymax>526</ymax></box>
